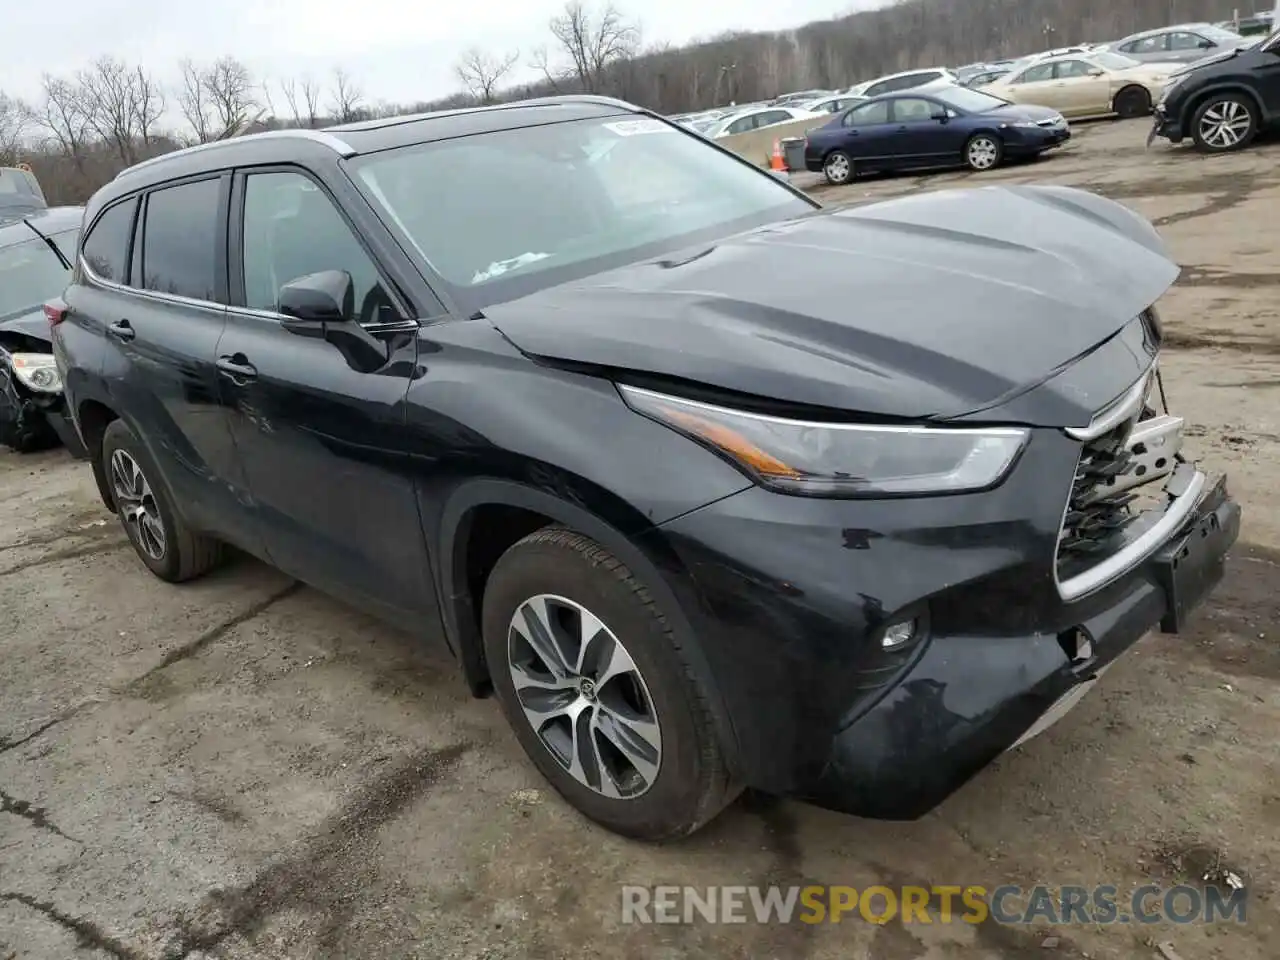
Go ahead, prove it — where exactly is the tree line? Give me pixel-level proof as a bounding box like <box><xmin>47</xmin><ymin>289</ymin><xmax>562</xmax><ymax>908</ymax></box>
<box><xmin>1</xmin><ymin>0</ymin><xmax>1255</xmax><ymax>204</ymax></box>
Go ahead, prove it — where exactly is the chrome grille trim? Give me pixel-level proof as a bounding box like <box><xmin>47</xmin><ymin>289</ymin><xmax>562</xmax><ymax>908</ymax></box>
<box><xmin>1064</xmin><ymin>362</ymin><xmax>1156</xmax><ymax>442</ymax></box>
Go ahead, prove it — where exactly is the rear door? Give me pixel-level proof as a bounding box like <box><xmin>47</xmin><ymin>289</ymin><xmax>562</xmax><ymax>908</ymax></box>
<box><xmin>1004</xmin><ymin>61</ymin><xmax>1060</xmax><ymax>109</ymax></box>
<box><xmin>216</xmin><ymin>165</ymin><xmax>431</xmax><ymax>621</ymax></box>
<box><xmin>82</xmin><ymin>178</ymin><xmax>260</xmax><ymax>553</ymax></box>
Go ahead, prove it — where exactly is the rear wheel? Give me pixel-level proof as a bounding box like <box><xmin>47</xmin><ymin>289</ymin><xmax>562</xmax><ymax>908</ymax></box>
<box><xmin>101</xmin><ymin>419</ymin><xmax>223</xmax><ymax>582</ymax></box>
<box><xmin>1191</xmin><ymin>94</ymin><xmax>1258</xmax><ymax>153</ymax></box>
<box><xmin>823</xmin><ymin>150</ymin><xmax>854</xmax><ymax>185</ymax></box>
<box><xmin>481</xmin><ymin>526</ymin><xmax>738</xmax><ymax>840</ymax></box>
<box><xmin>1113</xmin><ymin>85</ymin><xmax>1152</xmax><ymax>120</ymax></box>
<box><xmin>964</xmin><ymin>134</ymin><xmax>1003</xmax><ymax>171</ymax></box>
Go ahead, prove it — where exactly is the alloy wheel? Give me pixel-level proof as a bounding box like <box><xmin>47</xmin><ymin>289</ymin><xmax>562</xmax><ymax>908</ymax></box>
<box><xmin>507</xmin><ymin>594</ymin><xmax>662</xmax><ymax>799</ymax></box>
<box><xmin>968</xmin><ymin>137</ymin><xmax>999</xmax><ymax>169</ymax></box>
<box><xmin>824</xmin><ymin>153</ymin><xmax>851</xmax><ymax>183</ymax></box>
<box><xmin>110</xmin><ymin>449</ymin><xmax>167</xmax><ymax>561</ymax></box>
<box><xmin>1199</xmin><ymin>100</ymin><xmax>1251</xmax><ymax>150</ymax></box>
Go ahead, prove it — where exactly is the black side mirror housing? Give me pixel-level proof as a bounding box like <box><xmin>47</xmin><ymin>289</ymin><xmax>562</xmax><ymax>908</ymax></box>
<box><xmin>278</xmin><ymin>270</ymin><xmax>354</xmax><ymax>325</ymax></box>
<box><xmin>278</xmin><ymin>269</ymin><xmax>388</xmax><ymax>371</ymax></box>
<box><xmin>931</xmin><ymin>109</ymin><xmax>949</xmax><ymax>121</ymax></box>
<box><xmin>1199</xmin><ymin>39</ymin><xmax>1215</xmax><ymax>49</ymax></box>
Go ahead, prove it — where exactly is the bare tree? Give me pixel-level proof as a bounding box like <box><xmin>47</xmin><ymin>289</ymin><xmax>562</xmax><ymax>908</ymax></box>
<box><xmin>548</xmin><ymin>2</ymin><xmax>640</xmax><ymax>93</ymax></box>
<box><xmin>455</xmin><ymin>47</ymin><xmax>520</xmax><ymax>104</ymax></box>
<box><xmin>300</xmin><ymin>75</ymin><xmax>322</xmax><ymax>128</ymax></box>
<box><xmin>130</xmin><ymin>66</ymin><xmax>165</xmax><ymax>148</ymax></box>
<box><xmin>529</xmin><ymin>46</ymin><xmax>563</xmax><ymax>92</ymax></box>
<box><xmin>0</xmin><ymin>92</ymin><xmax>28</xmax><ymax>165</ymax></box>
<box><xmin>78</xmin><ymin>57</ymin><xmax>145</xmax><ymax>164</ymax></box>
<box><xmin>204</xmin><ymin>57</ymin><xmax>261</xmax><ymax>138</ymax></box>
<box><xmin>176</xmin><ymin>59</ymin><xmax>213</xmax><ymax>144</ymax></box>
<box><xmin>328</xmin><ymin>67</ymin><xmax>363</xmax><ymax>124</ymax></box>
<box><xmin>34</xmin><ymin>75</ymin><xmax>91</xmax><ymax>171</ymax></box>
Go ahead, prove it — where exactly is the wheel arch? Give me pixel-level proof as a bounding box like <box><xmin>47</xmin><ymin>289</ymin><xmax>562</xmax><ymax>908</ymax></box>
<box><xmin>1112</xmin><ymin>83</ymin><xmax>1152</xmax><ymax>110</ymax></box>
<box><xmin>435</xmin><ymin>477</ymin><xmax>742</xmax><ymax>773</ymax></box>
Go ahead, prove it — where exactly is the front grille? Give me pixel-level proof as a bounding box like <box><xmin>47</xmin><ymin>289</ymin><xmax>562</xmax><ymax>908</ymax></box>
<box><xmin>1057</xmin><ymin>421</ymin><xmax>1144</xmax><ymax>573</ymax></box>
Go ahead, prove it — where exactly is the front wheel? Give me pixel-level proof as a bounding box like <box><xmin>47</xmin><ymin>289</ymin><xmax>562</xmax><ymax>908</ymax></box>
<box><xmin>823</xmin><ymin>150</ymin><xmax>855</xmax><ymax>185</ymax></box>
<box><xmin>1113</xmin><ymin>85</ymin><xmax>1152</xmax><ymax>120</ymax></box>
<box><xmin>481</xmin><ymin>526</ymin><xmax>738</xmax><ymax>840</ymax></box>
<box><xmin>965</xmin><ymin>134</ymin><xmax>1003</xmax><ymax>171</ymax></box>
<box><xmin>101</xmin><ymin>419</ymin><xmax>223</xmax><ymax>582</ymax></box>
<box><xmin>1191</xmin><ymin>94</ymin><xmax>1258</xmax><ymax>153</ymax></box>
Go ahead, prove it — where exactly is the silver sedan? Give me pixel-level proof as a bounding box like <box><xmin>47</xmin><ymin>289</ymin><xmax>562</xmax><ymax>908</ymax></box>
<box><xmin>1102</xmin><ymin>22</ymin><xmax>1254</xmax><ymax>64</ymax></box>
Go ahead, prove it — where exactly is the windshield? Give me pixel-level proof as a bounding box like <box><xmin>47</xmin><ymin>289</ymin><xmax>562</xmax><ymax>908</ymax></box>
<box><xmin>1201</xmin><ymin>24</ymin><xmax>1244</xmax><ymax>42</ymax></box>
<box><xmin>0</xmin><ymin>229</ymin><xmax>77</xmax><ymax>322</ymax></box>
<box><xmin>1092</xmin><ymin>51</ymin><xmax>1142</xmax><ymax>70</ymax></box>
<box><xmin>930</xmin><ymin>86</ymin><xmax>1010</xmax><ymax>113</ymax></box>
<box><xmin>349</xmin><ymin>116</ymin><xmax>811</xmax><ymax>310</ymax></box>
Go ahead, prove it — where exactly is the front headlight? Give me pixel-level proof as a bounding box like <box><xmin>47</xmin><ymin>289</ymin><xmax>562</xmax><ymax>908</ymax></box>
<box><xmin>619</xmin><ymin>385</ymin><xmax>1029</xmax><ymax>498</ymax></box>
<box><xmin>9</xmin><ymin>353</ymin><xmax>63</xmax><ymax>394</ymax></box>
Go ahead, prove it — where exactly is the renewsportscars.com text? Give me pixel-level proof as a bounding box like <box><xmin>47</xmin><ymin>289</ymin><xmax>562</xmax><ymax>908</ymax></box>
<box><xmin>620</xmin><ymin>884</ymin><xmax>1247</xmax><ymax>926</ymax></box>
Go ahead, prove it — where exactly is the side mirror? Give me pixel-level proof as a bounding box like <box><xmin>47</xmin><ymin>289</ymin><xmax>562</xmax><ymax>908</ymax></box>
<box><xmin>278</xmin><ymin>270</ymin><xmax>354</xmax><ymax>326</ymax></box>
<box><xmin>1087</xmin><ymin>68</ymin><xmax>1105</xmax><ymax>77</ymax></box>
<box><xmin>278</xmin><ymin>269</ymin><xmax>389</xmax><ymax>371</ymax></box>
<box><xmin>931</xmin><ymin>108</ymin><xmax>949</xmax><ymax>121</ymax></box>
<box><xmin>1198</xmin><ymin>39</ymin><xmax>1215</xmax><ymax>49</ymax></box>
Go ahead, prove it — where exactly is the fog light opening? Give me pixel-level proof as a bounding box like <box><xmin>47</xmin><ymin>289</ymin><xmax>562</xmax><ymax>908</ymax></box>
<box><xmin>881</xmin><ymin>619</ymin><xmax>917</xmax><ymax>651</ymax></box>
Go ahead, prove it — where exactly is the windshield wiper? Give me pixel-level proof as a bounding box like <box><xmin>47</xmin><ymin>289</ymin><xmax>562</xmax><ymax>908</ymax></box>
<box><xmin>22</xmin><ymin>218</ymin><xmax>72</xmax><ymax>272</ymax></box>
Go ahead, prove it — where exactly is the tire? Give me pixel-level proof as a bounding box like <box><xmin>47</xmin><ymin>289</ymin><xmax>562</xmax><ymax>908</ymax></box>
<box><xmin>823</xmin><ymin>150</ymin><xmax>854</xmax><ymax>185</ymax></box>
<box><xmin>100</xmin><ymin>419</ymin><xmax>223</xmax><ymax>582</ymax></box>
<box><xmin>1113</xmin><ymin>85</ymin><xmax>1152</xmax><ymax>120</ymax></box>
<box><xmin>1</xmin><ymin>413</ymin><xmax>59</xmax><ymax>453</ymax></box>
<box><xmin>481</xmin><ymin>526</ymin><xmax>739</xmax><ymax>841</ymax></box>
<box><xmin>1191</xmin><ymin>93</ymin><xmax>1258</xmax><ymax>153</ymax></box>
<box><xmin>964</xmin><ymin>133</ymin><xmax>1003</xmax><ymax>171</ymax></box>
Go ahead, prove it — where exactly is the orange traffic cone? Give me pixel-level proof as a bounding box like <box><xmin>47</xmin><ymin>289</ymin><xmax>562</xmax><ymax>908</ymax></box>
<box><xmin>770</xmin><ymin>139</ymin><xmax>786</xmax><ymax>172</ymax></box>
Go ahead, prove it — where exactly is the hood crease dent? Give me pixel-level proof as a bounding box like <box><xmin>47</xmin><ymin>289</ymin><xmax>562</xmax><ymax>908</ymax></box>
<box><xmin>487</xmin><ymin>184</ymin><xmax>1179</xmax><ymax>426</ymax></box>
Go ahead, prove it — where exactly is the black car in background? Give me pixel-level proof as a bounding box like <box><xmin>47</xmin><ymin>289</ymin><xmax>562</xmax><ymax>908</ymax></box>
<box><xmin>54</xmin><ymin>97</ymin><xmax>1238</xmax><ymax>840</ymax></box>
<box><xmin>0</xmin><ymin>206</ymin><xmax>84</xmax><ymax>453</ymax></box>
<box><xmin>1150</xmin><ymin>27</ymin><xmax>1280</xmax><ymax>151</ymax></box>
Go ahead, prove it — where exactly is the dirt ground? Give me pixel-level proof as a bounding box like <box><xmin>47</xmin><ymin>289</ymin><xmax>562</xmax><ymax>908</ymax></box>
<box><xmin>2</xmin><ymin>118</ymin><xmax>1279</xmax><ymax>960</ymax></box>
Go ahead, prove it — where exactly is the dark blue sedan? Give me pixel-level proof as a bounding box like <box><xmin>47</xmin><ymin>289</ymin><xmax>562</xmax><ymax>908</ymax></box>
<box><xmin>803</xmin><ymin>86</ymin><xmax>1071</xmax><ymax>185</ymax></box>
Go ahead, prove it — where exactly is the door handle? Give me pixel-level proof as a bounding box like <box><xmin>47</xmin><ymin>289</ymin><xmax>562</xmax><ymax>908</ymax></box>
<box><xmin>216</xmin><ymin>354</ymin><xmax>258</xmax><ymax>383</ymax></box>
<box><xmin>107</xmin><ymin>319</ymin><xmax>135</xmax><ymax>342</ymax></box>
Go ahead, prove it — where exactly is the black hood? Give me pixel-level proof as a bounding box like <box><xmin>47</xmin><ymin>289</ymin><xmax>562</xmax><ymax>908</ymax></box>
<box><xmin>487</xmin><ymin>184</ymin><xmax>1178</xmax><ymax>425</ymax></box>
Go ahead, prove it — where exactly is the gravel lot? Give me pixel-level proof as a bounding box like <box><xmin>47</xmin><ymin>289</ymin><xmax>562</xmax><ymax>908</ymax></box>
<box><xmin>3</xmin><ymin>118</ymin><xmax>1279</xmax><ymax>960</ymax></box>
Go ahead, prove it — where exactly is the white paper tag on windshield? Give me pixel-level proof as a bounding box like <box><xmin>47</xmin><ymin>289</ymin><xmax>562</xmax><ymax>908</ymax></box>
<box><xmin>603</xmin><ymin>118</ymin><xmax>672</xmax><ymax>136</ymax></box>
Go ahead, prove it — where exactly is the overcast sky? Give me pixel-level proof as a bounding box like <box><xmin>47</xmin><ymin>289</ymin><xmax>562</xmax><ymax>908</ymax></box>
<box><xmin>8</xmin><ymin>0</ymin><xmax>879</xmax><ymax>112</ymax></box>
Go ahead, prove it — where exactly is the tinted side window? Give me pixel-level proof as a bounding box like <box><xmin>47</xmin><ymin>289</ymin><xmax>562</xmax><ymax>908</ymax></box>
<box><xmin>893</xmin><ymin>98</ymin><xmax>935</xmax><ymax>122</ymax></box>
<box><xmin>241</xmin><ymin>171</ymin><xmax>393</xmax><ymax>323</ymax></box>
<box><xmin>1014</xmin><ymin>63</ymin><xmax>1055</xmax><ymax>83</ymax></box>
<box><xmin>81</xmin><ymin>199</ymin><xmax>136</xmax><ymax>284</ymax></box>
<box><xmin>727</xmin><ymin>115</ymin><xmax>757</xmax><ymax>134</ymax></box>
<box><xmin>1168</xmin><ymin>32</ymin><xmax>1205</xmax><ymax>50</ymax></box>
<box><xmin>847</xmin><ymin>100</ymin><xmax>891</xmax><ymax>125</ymax></box>
<box><xmin>1055</xmin><ymin>60</ymin><xmax>1095</xmax><ymax>79</ymax></box>
<box><xmin>142</xmin><ymin>178</ymin><xmax>221</xmax><ymax>301</ymax></box>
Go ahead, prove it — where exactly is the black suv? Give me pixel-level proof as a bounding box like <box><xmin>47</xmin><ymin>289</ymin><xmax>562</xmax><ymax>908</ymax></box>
<box><xmin>54</xmin><ymin>96</ymin><xmax>1239</xmax><ymax>840</ymax></box>
<box><xmin>1149</xmin><ymin>27</ymin><xmax>1280</xmax><ymax>151</ymax></box>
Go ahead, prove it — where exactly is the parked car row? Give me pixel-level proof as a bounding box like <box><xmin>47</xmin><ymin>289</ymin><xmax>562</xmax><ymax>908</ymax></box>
<box><xmin>40</xmin><ymin>94</ymin><xmax>1240</xmax><ymax>842</ymax></box>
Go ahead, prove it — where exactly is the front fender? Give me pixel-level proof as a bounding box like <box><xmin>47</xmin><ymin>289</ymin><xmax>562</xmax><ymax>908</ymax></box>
<box><xmin>430</xmin><ymin>477</ymin><xmax>743</xmax><ymax>779</ymax></box>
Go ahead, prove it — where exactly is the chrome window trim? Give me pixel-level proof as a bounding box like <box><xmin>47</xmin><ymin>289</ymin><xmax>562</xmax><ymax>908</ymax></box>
<box><xmin>79</xmin><ymin>257</ymin><xmax>225</xmax><ymax>313</ymax></box>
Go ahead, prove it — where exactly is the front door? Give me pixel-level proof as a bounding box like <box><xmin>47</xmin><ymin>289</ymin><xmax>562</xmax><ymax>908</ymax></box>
<box><xmin>215</xmin><ymin>166</ymin><xmax>434</xmax><ymax>622</ymax></box>
<box><xmin>1053</xmin><ymin>59</ymin><xmax>1113</xmax><ymax>115</ymax></box>
<box><xmin>888</xmin><ymin>97</ymin><xmax>953</xmax><ymax>166</ymax></box>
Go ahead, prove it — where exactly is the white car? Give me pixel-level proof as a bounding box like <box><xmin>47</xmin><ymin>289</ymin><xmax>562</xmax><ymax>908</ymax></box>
<box><xmin>795</xmin><ymin>94</ymin><xmax>868</xmax><ymax>116</ymax></box>
<box><xmin>846</xmin><ymin>68</ymin><xmax>959</xmax><ymax>98</ymax></box>
<box><xmin>703</xmin><ymin>106</ymin><xmax>821</xmax><ymax>139</ymax></box>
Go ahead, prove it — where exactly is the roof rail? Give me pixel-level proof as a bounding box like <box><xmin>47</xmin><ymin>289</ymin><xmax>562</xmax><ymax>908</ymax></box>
<box><xmin>114</xmin><ymin>128</ymin><xmax>356</xmax><ymax>181</ymax></box>
<box><xmin>327</xmin><ymin>94</ymin><xmax>644</xmax><ymax>132</ymax></box>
